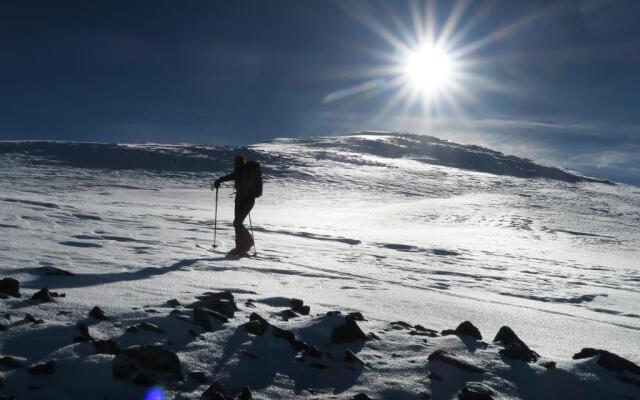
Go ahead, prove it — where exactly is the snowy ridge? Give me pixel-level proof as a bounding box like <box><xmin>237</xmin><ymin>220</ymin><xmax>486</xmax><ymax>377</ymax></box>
<box><xmin>0</xmin><ymin>133</ymin><xmax>639</xmax><ymax>399</ymax></box>
<box><xmin>0</xmin><ymin>132</ymin><xmax>611</xmax><ymax>183</ymax></box>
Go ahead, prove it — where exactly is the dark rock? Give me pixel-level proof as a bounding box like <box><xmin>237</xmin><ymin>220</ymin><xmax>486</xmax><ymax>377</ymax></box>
<box><xmin>94</xmin><ymin>339</ymin><xmax>120</xmax><ymax>355</ymax></box>
<box><xmin>27</xmin><ymin>360</ymin><xmax>56</xmax><ymax>375</ymax></box>
<box><xmin>126</xmin><ymin>325</ymin><xmax>140</xmax><ymax>333</ymax></box>
<box><xmin>414</xmin><ymin>325</ymin><xmax>439</xmax><ymax>336</ymax></box>
<box><xmin>573</xmin><ymin>348</ymin><xmax>640</xmax><ymax>374</ymax></box>
<box><xmin>112</xmin><ymin>357</ymin><xmax>139</xmax><ymax>380</ymax></box>
<box><xmin>0</xmin><ymin>355</ymin><xmax>26</xmax><ymax>369</ymax></box>
<box><xmin>114</xmin><ymin>345</ymin><xmax>181</xmax><ymax>379</ymax></box>
<box><xmin>294</xmin><ymin>305</ymin><xmax>310</xmax><ymax>315</ymax></box>
<box><xmin>441</xmin><ymin>329</ymin><xmax>456</xmax><ymax>336</ymax></box>
<box><xmin>493</xmin><ymin>326</ymin><xmax>539</xmax><ymax>362</ymax></box>
<box><xmin>189</xmin><ymin>371</ymin><xmax>207</xmax><ymax>383</ymax></box>
<box><xmin>347</xmin><ymin>312</ymin><xmax>365</xmax><ymax>321</ymax></box>
<box><xmin>304</xmin><ymin>345</ymin><xmax>323</xmax><ymax>358</ymax></box>
<box><xmin>290</xmin><ymin>339</ymin><xmax>307</xmax><ymax>352</ymax></box>
<box><xmin>137</xmin><ymin>322</ymin><xmax>165</xmax><ymax>333</ymax></box>
<box><xmin>31</xmin><ymin>287</ymin><xmax>54</xmax><ymax>303</ymax></box>
<box><xmin>331</xmin><ymin>318</ymin><xmax>367</xmax><ymax>343</ymax></box>
<box><xmin>144</xmin><ymin>309</ymin><xmax>160</xmax><ymax>314</ymax></box>
<box><xmin>35</xmin><ymin>266</ymin><xmax>74</xmax><ymax>276</ymax></box>
<box><xmin>0</xmin><ymin>323</ymin><xmax>5</xmax><ymax>331</ymax></box>
<box><xmin>354</xmin><ymin>393</ymin><xmax>371</xmax><ymax>400</ymax></box>
<box><xmin>238</xmin><ymin>387</ymin><xmax>252</xmax><ymax>400</ymax></box>
<box><xmin>189</xmin><ymin>291</ymin><xmax>237</xmax><ymax>319</ymax></box>
<box><xmin>89</xmin><ymin>306</ymin><xmax>109</xmax><ymax>320</ymax></box>
<box><xmin>193</xmin><ymin>307</ymin><xmax>227</xmax><ymax>331</ymax></box>
<box><xmin>541</xmin><ymin>361</ymin><xmax>556</xmax><ymax>370</ymax></box>
<box><xmin>458</xmin><ymin>382</ymin><xmax>494</xmax><ymax>400</ymax></box>
<box><xmin>74</xmin><ymin>322</ymin><xmax>92</xmax><ymax>342</ymax></box>
<box><xmin>618</xmin><ymin>374</ymin><xmax>640</xmax><ymax>387</ymax></box>
<box><xmin>201</xmin><ymin>382</ymin><xmax>233</xmax><ymax>400</ymax></box>
<box><xmin>0</xmin><ymin>278</ymin><xmax>20</xmax><ymax>298</ymax></box>
<box><xmin>428</xmin><ymin>350</ymin><xmax>484</xmax><ymax>373</ymax></box>
<box><xmin>391</xmin><ymin>321</ymin><xmax>412</xmax><ymax>329</ymax></box>
<box><xmin>272</xmin><ymin>326</ymin><xmax>295</xmax><ymax>342</ymax></box>
<box><xmin>280</xmin><ymin>309</ymin><xmax>299</xmax><ymax>320</ymax></box>
<box><xmin>165</xmin><ymin>299</ymin><xmax>180</xmax><ymax>307</ymax></box>
<box><xmin>500</xmin><ymin>342</ymin><xmax>538</xmax><ymax>363</ymax></box>
<box><xmin>290</xmin><ymin>298</ymin><xmax>304</xmax><ymax>309</ymax></box>
<box><xmin>344</xmin><ymin>349</ymin><xmax>363</xmax><ymax>364</ymax></box>
<box><xmin>245</xmin><ymin>313</ymin><xmax>269</xmax><ymax>336</ymax></box>
<box><xmin>454</xmin><ymin>321</ymin><xmax>482</xmax><ymax>340</ymax></box>
<box><xmin>132</xmin><ymin>370</ymin><xmax>156</xmax><ymax>387</ymax></box>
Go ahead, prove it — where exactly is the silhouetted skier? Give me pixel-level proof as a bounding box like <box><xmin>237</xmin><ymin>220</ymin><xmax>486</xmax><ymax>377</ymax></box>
<box><xmin>213</xmin><ymin>155</ymin><xmax>263</xmax><ymax>256</ymax></box>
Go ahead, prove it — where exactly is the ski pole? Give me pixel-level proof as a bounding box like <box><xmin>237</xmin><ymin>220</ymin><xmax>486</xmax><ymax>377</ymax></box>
<box><xmin>213</xmin><ymin>187</ymin><xmax>219</xmax><ymax>248</ymax></box>
<box><xmin>248</xmin><ymin>211</ymin><xmax>256</xmax><ymax>255</ymax></box>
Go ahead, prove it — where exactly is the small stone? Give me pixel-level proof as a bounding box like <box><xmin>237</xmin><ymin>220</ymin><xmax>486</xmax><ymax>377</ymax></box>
<box><xmin>441</xmin><ymin>329</ymin><xmax>456</xmax><ymax>336</ymax></box>
<box><xmin>454</xmin><ymin>321</ymin><xmax>482</xmax><ymax>340</ymax></box>
<box><xmin>541</xmin><ymin>361</ymin><xmax>556</xmax><ymax>370</ymax></box>
<box><xmin>391</xmin><ymin>321</ymin><xmax>412</xmax><ymax>329</ymax></box>
<box><xmin>0</xmin><ymin>278</ymin><xmax>20</xmax><ymax>298</ymax></box>
<box><xmin>428</xmin><ymin>350</ymin><xmax>484</xmax><ymax>373</ymax></box>
<box><xmin>27</xmin><ymin>360</ymin><xmax>56</xmax><ymax>375</ymax></box>
<box><xmin>137</xmin><ymin>322</ymin><xmax>165</xmax><ymax>334</ymax></box>
<box><xmin>238</xmin><ymin>387</ymin><xmax>252</xmax><ymax>400</ymax></box>
<box><xmin>165</xmin><ymin>299</ymin><xmax>180</xmax><ymax>307</ymax></box>
<box><xmin>31</xmin><ymin>288</ymin><xmax>54</xmax><ymax>303</ymax></box>
<box><xmin>354</xmin><ymin>394</ymin><xmax>371</xmax><ymax>400</ymax></box>
<box><xmin>144</xmin><ymin>309</ymin><xmax>160</xmax><ymax>314</ymax></box>
<box><xmin>458</xmin><ymin>382</ymin><xmax>494</xmax><ymax>400</ymax></box>
<box><xmin>89</xmin><ymin>306</ymin><xmax>109</xmax><ymax>320</ymax></box>
<box><xmin>94</xmin><ymin>339</ymin><xmax>120</xmax><ymax>355</ymax></box>
<box><xmin>280</xmin><ymin>309</ymin><xmax>298</xmax><ymax>320</ymax></box>
<box><xmin>189</xmin><ymin>371</ymin><xmax>207</xmax><ymax>383</ymax></box>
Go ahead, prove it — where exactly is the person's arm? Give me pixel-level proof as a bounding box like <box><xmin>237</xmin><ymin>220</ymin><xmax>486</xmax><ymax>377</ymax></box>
<box><xmin>212</xmin><ymin>171</ymin><xmax>236</xmax><ymax>189</ymax></box>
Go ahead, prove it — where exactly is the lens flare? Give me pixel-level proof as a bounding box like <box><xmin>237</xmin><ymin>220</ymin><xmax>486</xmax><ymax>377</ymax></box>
<box><xmin>144</xmin><ymin>387</ymin><xmax>165</xmax><ymax>400</ymax></box>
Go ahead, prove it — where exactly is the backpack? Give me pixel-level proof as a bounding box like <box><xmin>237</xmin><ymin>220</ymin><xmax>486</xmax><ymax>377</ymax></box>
<box><xmin>242</xmin><ymin>161</ymin><xmax>263</xmax><ymax>198</ymax></box>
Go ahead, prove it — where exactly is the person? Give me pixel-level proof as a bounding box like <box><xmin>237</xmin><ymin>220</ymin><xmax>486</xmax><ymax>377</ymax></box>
<box><xmin>213</xmin><ymin>155</ymin><xmax>259</xmax><ymax>256</ymax></box>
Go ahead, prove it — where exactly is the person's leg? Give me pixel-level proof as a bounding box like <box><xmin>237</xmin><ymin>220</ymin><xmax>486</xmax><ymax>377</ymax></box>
<box><xmin>233</xmin><ymin>196</ymin><xmax>255</xmax><ymax>253</ymax></box>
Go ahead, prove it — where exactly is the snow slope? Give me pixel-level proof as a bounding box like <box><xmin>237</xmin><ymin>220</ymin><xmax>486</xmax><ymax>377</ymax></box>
<box><xmin>0</xmin><ymin>132</ymin><xmax>639</xmax><ymax>399</ymax></box>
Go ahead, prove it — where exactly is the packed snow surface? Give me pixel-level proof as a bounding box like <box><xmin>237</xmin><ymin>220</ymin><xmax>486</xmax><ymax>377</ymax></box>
<box><xmin>0</xmin><ymin>132</ymin><xmax>639</xmax><ymax>399</ymax></box>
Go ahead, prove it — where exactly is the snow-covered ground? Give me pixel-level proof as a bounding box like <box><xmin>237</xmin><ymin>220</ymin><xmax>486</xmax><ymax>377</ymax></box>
<box><xmin>1</xmin><ymin>133</ymin><xmax>639</xmax><ymax>399</ymax></box>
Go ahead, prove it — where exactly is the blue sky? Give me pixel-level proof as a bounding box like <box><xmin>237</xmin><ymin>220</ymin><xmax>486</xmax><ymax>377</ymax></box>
<box><xmin>1</xmin><ymin>0</ymin><xmax>639</xmax><ymax>184</ymax></box>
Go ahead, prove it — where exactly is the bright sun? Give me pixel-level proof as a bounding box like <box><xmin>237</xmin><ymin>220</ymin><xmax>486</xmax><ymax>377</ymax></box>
<box><xmin>405</xmin><ymin>45</ymin><xmax>453</xmax><ymax>93</ymax></box>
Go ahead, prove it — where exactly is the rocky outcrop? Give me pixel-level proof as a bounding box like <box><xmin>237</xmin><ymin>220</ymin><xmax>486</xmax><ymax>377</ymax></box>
<box><xmin>112</xmin><ymin>345</ymin><xmax>181</xmax><ymax>384</ymax></box>
<box><xmin>573</xmin><ymin>348</ymin><xmax>640</xmax><ymax>374</ymax></box>
<box><xmin>493</xmin><ymin>326</ymin><xmax>539</xmax><ymax>362</ymax></box>
<box><xmin>331</xmin><ymin>314</ymin><xmax>368</xmax><ymax>343</ymax></box>
<box><xmin>458</xmin><ymin>382</ymin><xmax>495</xmax><ymax>400</ymax></box>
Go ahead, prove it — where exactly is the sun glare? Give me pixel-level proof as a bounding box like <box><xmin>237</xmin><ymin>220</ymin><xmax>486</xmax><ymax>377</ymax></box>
<box><xmin>405</xmin><ymin>45</ymin><xmax>453</xmax><ymax>93</ymax></box>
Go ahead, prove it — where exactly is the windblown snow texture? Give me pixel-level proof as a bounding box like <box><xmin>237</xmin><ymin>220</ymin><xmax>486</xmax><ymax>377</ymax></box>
<box><xmin>0</xmin><ymin>132</ymin><xmax>638</xmax><ymax>399</ymax></box>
